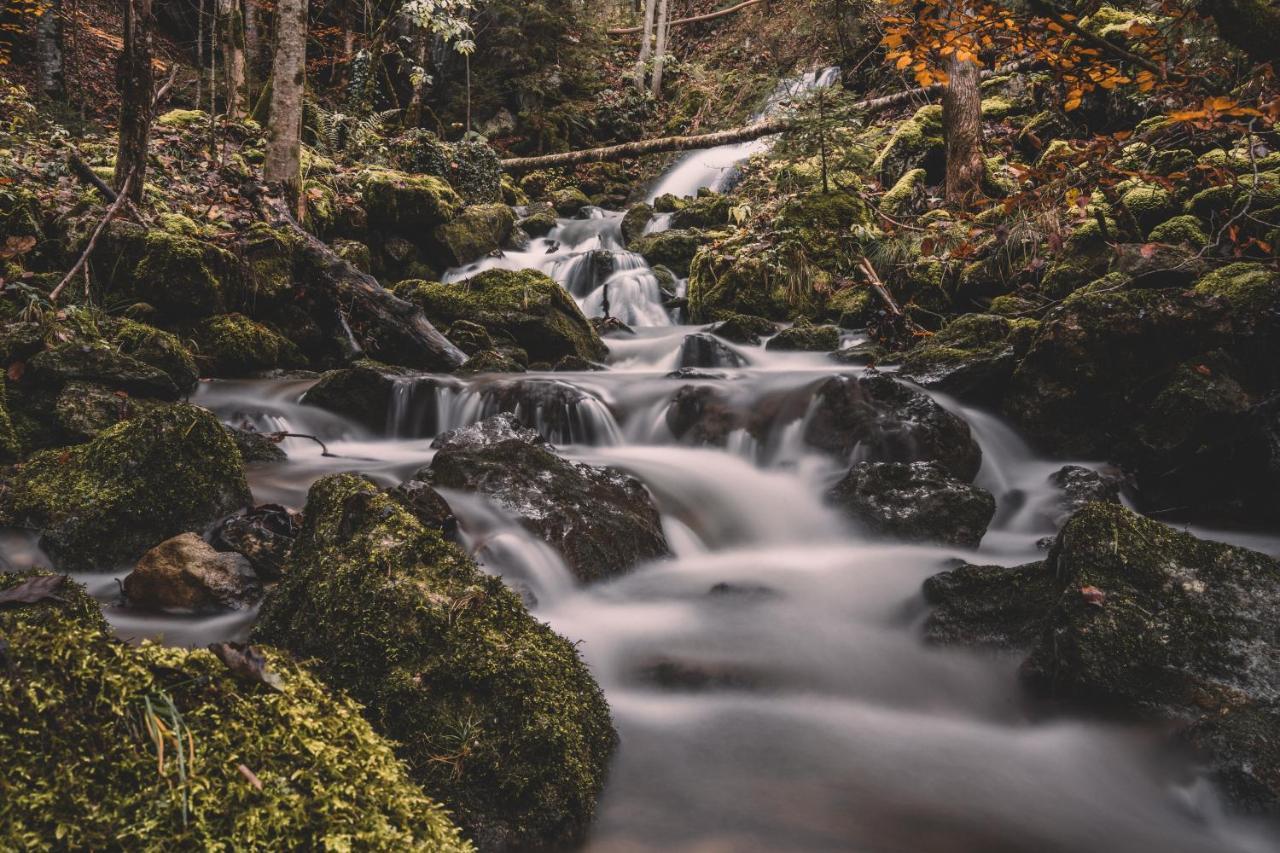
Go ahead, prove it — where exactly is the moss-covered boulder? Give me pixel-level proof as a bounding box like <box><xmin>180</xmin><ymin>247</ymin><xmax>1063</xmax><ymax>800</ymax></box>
<box><xmin>547</xmin><ymin>185</ymin><xmax>591</xmax><ymax>216</ymax></box>
<box><xmin>870</xmin><ymin>104</ymin><xmax>945</xmax><ymax>185</ymax></box>
<box><xmin>687</xmin><ymin>249</ymin><xmax>788</xmax><ymax>322</ymax></box>
<box><xmin>94</xmin><ymin>221</ymin><xmax>233</xmax><ymax>321</ymax></box>
<box><xmin>237</xmin><ymin>223</ymin><xmax>302</xmax><ymax>307</ymax></box>
<box><xmin>670</xmin><ymin>191</ymin><xmax>733</xmax><ymax>229</ymax></box>
<box><xmin>434</xmin><ymin>204</ymin><xmax>516</xmax><ymax>267</ymax></box>
<box><xmin>620</xmin><ymin>203</ymin><xmax>653</xmax><ymax>246</ymax></box>
<box><xmin>629</xmin><ymin>228</ymin><xmax>707</xmax><ymax>278</ymax></box>
<box><xmin>0</xmin><ymin>571</ymin><xmax>471</xmax><ymax>851</ymax></box>
<box><xmin>1147</xmin><ymin>214</ymin><xmax>1209</xmax><ymax>248</ymax></box>
<box><xmin>252</xmin><ymin>474</ymin><xmax>618</xmax><ymax>850</ymax></box>
<box><xmin>300</xmin><ymin>361</ymin><xmax>414</xmax><ymax>432</ymax></box>
<box><xmin>1</xmin><ymin>404</ymin><xmax>250</xmax><ymax>570</ymax></box>
<box><xmin>828</xmin><ymin>461</ymin><xmax>995</xmax><ymax>546</ymax></box>
<box><xmin>390</xmin><ymin>131</ymin><xmax>502</xmax><ymax>204</ymax></box>
<box><xmin>27</xmin><ymin>340</ymin><xmax>181</xmax><ymax>400</ymax></box>
<box><xmin>518</xmin><ymin>202</ymin><xmax>559</xmax><ymax>237</ymax></box>
<box><xmin>709</xmin><ymin>313</ymin><xmax>777</xmax><ymax>345</ymax></box>
<box><xmin>427</xmin><ymin>414</ymin><xmax>670</xmax><ymax>583</ymax></box>
<box><xmin>900</xmin><ymin>313</ymin><xmax>1038</xmax><ymax>404</ymax></box>
<box><xmin>195</xmin><ymin>313</ymin><xmax>305</xmax><ymax>377</ymax></box>
<box><xmin>360</xmin><ymin>169</ymin><xmax>463</xmax><ymax>236</ymax></box>
<box><xmin>52</xmin><ymin>380</ymin><xmax>168</xmax><ymax>441</ymax></box>
<box><xmin>880</xmin><ymin>168</ymin><xmax>928</xmax><ymax>217</ymax></box>
<box><xmin>108</xmin><ymin>318</ymin><xmax>199</xmax><ymax>393</ymax></box>
<box><xmin>398</xmin><ymin>270</ymin><xmax>607</xmax><ymax>363</ymax></box>
<box><xmin>764</xmin><ymin>322</ymin><xmax>840</xmax><ymax>352</ymax></box>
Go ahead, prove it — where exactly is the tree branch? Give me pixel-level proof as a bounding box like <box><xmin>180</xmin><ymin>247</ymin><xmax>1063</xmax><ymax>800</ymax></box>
<box><xmin>608</xmin><ymin>0</ymin><xmax>767</xmax><ymax>35</ymax></box>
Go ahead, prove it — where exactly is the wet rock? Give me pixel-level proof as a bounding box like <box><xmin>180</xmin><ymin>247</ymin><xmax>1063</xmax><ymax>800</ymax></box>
<box><xmin>28</xmin><ymin>341</ymin><xmax>181</xmax><ymax>400</ymax></box>
<box><xmin>210</xmin><ymin>503</ymin><xmax>302</xmax><ymax>580</ymax></box>
<box><xmin>226</xmin><ymin>425</ymin><xmax>288</xmax><ymax>462</ymax></box>
<box><xmin>300</xmin><ymin>360</ymin><xmax>414</xmax><ymax>432</ymax></box>
<box><xmin>666</xmin><ymin>384</ymin><xmax>744</xmax><ymax>445</ymax></box>
<box><xmin>0</xmin><ymin>570</ymin><xmax>470</xmax><ymax>850</ymax></box>
<box><xmin>553</xmin><ymin>354</ymin><xmax>606</xmax><ymax>371</ymax></box>
<box><xmin>666</xmin><ymin>367</ymin><xmax>727</xmax><ymax>380</ymax></box>
<box><xmin>620</xmin><ymin>203</ymin><xmax>653</xmax><ymax>246</ymax></box>
<box><xmin>677</xmin><ymin>333</ymin><xmax>747</xmax><ymax>369</ymax></box>
<box><xmin>592</xmin><ymin>315</ymin><xmax>635</xmax><ymax>336</ymax></box>
<box><xmin>389</xmin><ymin>477</ymin><xmax>458</xmax><ymax>540</ymax></box>
<box><xmin>123</xmin><ymin>532</ymin><xmax>261</xmax><ymax>611</ymax></box>
<box><xmin>519</xmin><ymin>201</ymin><xmax>559</xmax><ymax>236</ymax></box>
<box><xmin>53</xmin><ymin>381</ymin><xmax>167</xmax><ymax>441</ymax></box>
<box><xmin>710</xmin><ymin>313</ymin><xmax>777</xmax><ymax>345</ymax></box>
<box><xmin>830</xmin><ymin>341</ymin><xmax>888</xmax><ymax>365</ymax></box>
<box><xmin>427</xmin><ymin>414</ymin><xmax>671</xmax><ymax>583</ymax></box>
<box><xmin>548</xmin><ymin>185</ymin><xmax>591</xmax><ymax>216</ymax></box>
<box><xmin>398</xmin><ymin>269</ymin><xmax>607</xmax><ymax>363</ymax></box>
<box><xmin>195</xmin><ymin>313</ymin><xmax>305</xmax><ymax>377</ymax></box>
<box><xmin>629</xmin><ymin>228</ymin><xmax>705</xmax><ymax>278</ymax></box>
<box><xmin>457</xmin><ymin>349</ymin><xmax>526</xmax><ymax>374</ymax></box>
<box><xmin>707</xmin><ymin>581</ymin><xmax>780</xmax><ymax>601</ymax></box>
<box><xmin>475</xmin><ymin>378</ymin><xmax>616</xmax><ymax>444</ymax></box>
<box><xmin>252</xmin><ymin>474</ymin><xmax>617</xmax><ymax>849</ymax></box>
<box><xmin>0</xmin><ymin>404</ymin><xmax>250</xmax><ymax>571</ymax></box>
<box><xmin>1047</xmin><ymin>465</ymin><xmax>1123</xmax><ymax>525</ymax></box>
<box><xmin>922</xmin><ymin>560</ymin><xmax>1056</xmax><ymax>649</ymax></box>
<box><xmin>803</xmin><ymin>374</ymin><xmax>982</xmax><ymax>481</ymax></box>
<box><xmin>433</xmin><ymin>203</ymin><xmax>516</xmax><ymax>266</ymax></box>
<box><xmin>446</xmin><ymin>319</ymin><xmax>496</xmax><ymax>355</ymax></box>
<box><xmin>828</xmin><ymin>461</ymin><xmax>996</xmax><ymax>546</ymax></box>
<box><xmin>900</xmin><ymin>314</ymin><xmax>1038</xmax><ymax>404</ymax></box>
<box><xmin>765</xmin><ymin>322</ymin><xmax>841</xmax><ymax>352</ymax></box>
<box><xmin>634</xmin><ymin>656</ymin><xmax>763</xmax><ymax>690</ymax></box>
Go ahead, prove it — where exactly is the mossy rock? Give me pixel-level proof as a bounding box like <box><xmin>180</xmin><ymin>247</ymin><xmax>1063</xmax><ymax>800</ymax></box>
<box><xmin>433</xmin><ymin>204</ymin><xmax>516</xmax><ymax>267</ymax></box>
<box><xmin>237</xmin><ymin>224</ymin><xmax>300</xmax><ymax>308</ymax></box>
<box><xmin>360</xmin><ymin>169</ymin><xmax>463</xmax><ymax>238</ymax></box>
<box><xmin>870</xmin><ymin>104</ymin><xmax>944</xmax><ymax>185</ymax></box>
<box><xmin>27</xmin><ymin>341</ymin><xmax>181</xmax><ymax>400</ymax></box>
<box><xmin>333</xmin><ymin>238</ymin><xmax>373</xmax><ymax>273</ymax></box>
<box><xmin>0</xmin><ymin>185</ymin><xmax>42</xmax><ymax>241</ymax></box>
<box><xmin>300</xmin><ymin>361</ymin><xmax>414</xmax><ymax>432</ymax></box>
<box><xmin>1119</xmin><ymin>185</ymin><xmax>1177</xmax><ymax>235</ymax></box>
<box><xmin>629</xmin><ymin>228</ymin><xmax>707</xmax><ymax>278</ymax></box>
<box><xmin>252</xmin><ymin>474</ymin><xmax>618</xmax><ymax>850</ymax></box>
<box><xmin>901</xmin><ymin>313</ymin><xmax>1038</xmax><ymax>403</ymax></box>
<box><xmin>398</xmin><ymin>269</ymin><xmax>607</xmax><ymax>363</ymax></box>
<box><xmin>620</xmin><ymin>203</ymin><xmax>654</xmax><ymax>246</ymax></box>
<box><xmin>824</xmin><ymin>286</ymin><xmax>877</xmax><ymax>327</ymax></box>
<box><xmin>775</xmin><ymin>189</ymin><xmax>876</xmax><ymax>259</ymax></box>
<box><xmin>196</xmin><ymin>313</ymin><xmax>305</xmax><ymax>377</ymax></box>
<box><xmin>94</xmin><ymin>222</ymin><xmax>233</xmax><ymax>321</ymax></box>
<box><xmin>519</xmin><ymin>203</ymin><xmax>559</xmax><ymax>238</ymax></box>
<box><xmin>302</xmin><ymin>179</ymin><xmax>338</xmax><ymax>237</ymax></box>
<box><xmin>1</xmin><ymin>404</ymin><xmax>251</xmax><ymax>570</ymax></box>
<box><xmin>670</xmin><ymin>192</ymin><xmax>733</xmax><ymax>229</ymax></box>
<box><xmin>390</xmin><ymin>131</ymin><xmax>503</xmax><ymax>204</ymax></box>
<box><xmin>709</xmin><ymin>313</ymin><xmax>777</xmax><ymax>345</ymax></box>
<box><xmin>155</xmin><ymin>108</ymin><xmax>209</xmax><ymax>127</ymax></box>
<box><xmin>456</xmin><ymin>349</ymin><xmax>526</xmax><ymax>374</ymax></box>
<box><xmin>0</xmin><ymin>378</ymin><xmax>22</xmax><ymax>462</ymax></box>
<box><xmin>828</xmin><ymin>460</ymin><xmax>995</xmax><ymax>547</ymax></box>
<box><xmin>687</xmin><ymin>247</ymin><xmax>789</xmax><ymax>323</ymax></box>
<box><xmin>880</xmin><ymin>168</ymin><xmax>927</xmax><ymax>217</ymax></box>
<box><xmin>547</xmin><ymin>186</ymin><xmax>591</xmax><ymax>216</ymax></box>
<box><xmin>108</xmin><ymin>317</ymin><xmax>199</xmax><ymax>393</ymax></box>
<box><xmin>764</xmin><ymin>322</ymin><xmax>840</xmax><ymax>352</ymax></box>
<box><xmin>1193</xmin><ymin>262</ymin><xmax>1280</xmax><ymax>314</ymax></box>
<box><xmin>0</xmin><ymin>570</ymin><xmax>472</xmax><ymax>851</ymax></box>
<box><xmin>1147</xmin><ymin>214</ymin><xmax>1209</xmax><ymax>248</ymax></box>
<box><xmin>52</xmin><ymin>380</ymin><xmax>168</xmax><ymax>442</ymax></box>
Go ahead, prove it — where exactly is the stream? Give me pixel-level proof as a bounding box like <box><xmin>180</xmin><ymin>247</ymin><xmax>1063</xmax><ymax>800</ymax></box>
<box><xmin>8</xmin><ymin>71</ymin><xmax>1280</xmax><ymax>852</ymax></box>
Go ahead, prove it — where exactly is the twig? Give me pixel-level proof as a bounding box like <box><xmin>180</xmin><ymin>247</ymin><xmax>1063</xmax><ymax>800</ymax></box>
<box><xmin>265</xmin><ymin>431</ymin><xmax>335</xmax><ymax>456</ymax></box>
<box><xmin>49</xmin><ymin>170</ymin><xmax>136</xmax><ymax>304</ymax></box>
<box><xmin>1027</xmin><ymin>0</ymin><xmax>1185</xmax><ymax>82</ymax></box>
<box><xmin>857</xmin><ymin>255</ymin><xmax>926</xmax><ymax>333</ymax></box>
<box><xmin>608</xmin><ymin>0</ymin><xmax>767</xmax><ymax>35</ymax></box>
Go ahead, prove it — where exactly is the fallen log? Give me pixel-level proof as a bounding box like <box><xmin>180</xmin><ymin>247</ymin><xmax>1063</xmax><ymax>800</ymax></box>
<box><xmin>253</xmin><ymin>188</ymin><xmax>466</xmax><ymax>372</ymax></box>
<box><xmin>608</xmin><ymin>0</ymin><xmax>768</xmax><ymax>35</ymax></box>
<box><xmin>500</xmin><ymin>61</ymin><xmax>1035</xmax><ymax>174</ymax></box>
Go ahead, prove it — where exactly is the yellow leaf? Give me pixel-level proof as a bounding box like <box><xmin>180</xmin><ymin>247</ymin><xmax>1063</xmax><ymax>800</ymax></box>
<box><xmin>896</xmin><ymin>54</ymin><xmax>913</xmax><ymax>70</ymax></box>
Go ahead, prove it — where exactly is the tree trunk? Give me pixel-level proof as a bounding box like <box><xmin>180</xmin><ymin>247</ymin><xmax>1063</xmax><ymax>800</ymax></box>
<box><xmin>650</xmin><ymin>0</ymin><xmax>669</xmax><ymax>97</ymax></box>
<box><xmin>115</xmin><ymin>0</ymin><xmax>154</xmax><ymax>205</ymax></box>
<box><xmin>36</xmin><ymin>0</ymin><xmax>65</xmax><ymax>99</ymax></box>
<box><xmin>219</xmin><ymin>0</ymin><xmax>247</xmax><ymax>118</ymax></box>
<box><xmin>1198</xmin><ymin>0</ymin><xmax>1280</xmax><ymax>68</ymax></box>
<box><xmin>264</xmin><ymin>0</ymin><xmax>307</xmax><ymax>209</ymax></box>
<box><xmin>941</xmin><ymin>53</ymin><xmax>984</xmax><ymax>206</ymax></box>
<box><xmin>244</xmin><ymin>0</ymin><xmax>261</xmax><ymax>85</ymax></box>
<box><xmin>634</xmin><ymin>0</ymin><xmax>656</xmax><ymax>90</ymax></box>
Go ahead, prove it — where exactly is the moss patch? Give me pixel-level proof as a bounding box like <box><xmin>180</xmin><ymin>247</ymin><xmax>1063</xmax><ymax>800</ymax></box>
<box><xmin>196</xmin><ymin>313</ymin><xmax>305</xmax><ymax>377</ymax></box>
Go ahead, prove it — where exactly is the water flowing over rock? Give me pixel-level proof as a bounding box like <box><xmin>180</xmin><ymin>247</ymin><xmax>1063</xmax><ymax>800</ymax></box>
<box><xmin>676</xmin><ymin>332</ymin><xmax>748</xmax><ymax>369</ymax></box>
<box><xmin>827</xmin><ymin>461</ymin><xmax>995</xmax><ymax>546</ymax></box>
<box><xmin>803</xmin><ymin>374</ymin><xmax>982</xmax><ymax>481</ymax></box>
<box><xmin>426</xmin><ymin>414</ymin><xmax>671</xmax><ymax>583</ymax></box>
<box><xmin>123</xmin><ymin>532</ymin><xmax>261</xmax><ymax>611</ymax></box>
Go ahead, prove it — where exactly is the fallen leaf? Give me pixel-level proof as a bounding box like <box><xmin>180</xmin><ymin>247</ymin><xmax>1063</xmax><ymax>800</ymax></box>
<box><xmin>6</xmin><ymin>360</ymin><xmax>24</xmax><ymax>382</ymax></box>
<box><xmin>1080</xmin><ymin>585</ymin><xmax>1106</xmax><ymax>606</ymax></box>
<box><xmin>0</xmin><ymin>235</ymin><xmax>36</xmax><ymax>259</ymax></box>
<box><xmin>0</xmin><ymin>574</ymin><xmax>67</xmax><ymax>607</ymax></box>
<box><xmin>237</xmin><ymin>763</ymin><xmax>264</xmax><ymax>790</ymax></box>
<box><xmin>1194</xmin><ymin>364</ymin><xmax>1212</xmax><ymax>376</ymax></box>
<box><xmin>208</xmin><ymin>642</ymin><xmax>284</xmax><ymax>691</ymax></box>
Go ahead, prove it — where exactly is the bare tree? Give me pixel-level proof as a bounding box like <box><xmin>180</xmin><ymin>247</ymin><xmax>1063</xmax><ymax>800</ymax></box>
<box><xmin>634</xmin><ymin>0</ymin><xmax>656</xmax><ymax>90</ymax></box>
<box><xmin>36</xmin><ymin>0</ymin><xmax>65</xmax><ymax>99</ymax></box>
<box><xmin>264</xmin><ymin>0</ymin><xmax>307</xmax><ymax>208</ymax></box>
<box><xmin>650</xmin><ymin>0</ymin><xmax>669</xmax><ymax>97</ymax></box>
<box><xmin>115</xmin><ymin>0</ymin><xmax>154</xmax><ymax>204</ymax></box>
<box><xmin>941</xmin><ymin>51</ymin><xmax>983</xmax><ymax>205</ymax></box>
<box><xmin>219</xmin><ymin>0</ymin><xmax>247</xmax><ymax>117</ymax></box>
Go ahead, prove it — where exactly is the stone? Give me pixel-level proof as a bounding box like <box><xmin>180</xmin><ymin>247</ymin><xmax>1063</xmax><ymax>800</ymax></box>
<box><xmin>828</xmin><ymin>461</ymin><xmax>995</xmax><ymax>546</ymax></box>
<box><xmin>123</xmin><ymin>533</ymin><xmax>261</xmax><ymax>611</ymax></box>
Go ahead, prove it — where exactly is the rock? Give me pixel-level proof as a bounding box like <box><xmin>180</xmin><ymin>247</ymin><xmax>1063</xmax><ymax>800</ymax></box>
<box><xmin>196</xmin><ymin>313</ymin><xmax>305</xmax><ymax>377</ymax></box>
<box><xmin>803</xmin><ymin>374</ymin><xmax>982</xmax><ymax>481</ymax></box>
<box><xmin>677</xmin><ymin>333</ymin><xmax>747</xmax><ymax>369</ymax></box>
<box><xmin>457</xmin><ymin>349</ymin><xmax>526</xmax><ymax>374</ymax></box>
<box><xmin>1148</xmin><ymin>214</ymin><xmax>1209</xmax><ymax>248</ymax></box>
<box><xmin>252</xmin><ymin>474</ymin><xmax>617</xmax><ymax>850</ymax></box>
<box><xmin>670</xmin><ymin>192</ymin><xmax>732</xmax><ymax>229</ymax></box>
<box><xmin>433</xmin><ymin>203</ymin><xmax>516</xmax><ymax>266</ymax></box>
<box><xmin>0</xmin><ymin>570</ymin><xmax>470</xmax><ymax>851</ymax></box>
<box><xmin>51</xmin><ymin>381</ymin><xmax>166</xmax><ymax>441</ymax></box>
<box><xmin>830</xmin><ymin>341</ymin><xmax>887</xmax><ymax>365</ymax></box>
<box><xmin>710</xmin><ymin>313</ymin><xmax>776</xmax><ymax>345</ymax></box>
<box><xmin>28</xmin><ymin>341</ymin><xmax>181</xmax><ymax>400</ymax></box>
<box><xmin>1119</xmin><ymin>184</ymin><xmax>1177</xmax><ymax>234</ymax></box>
<box><xmin>388</xmin><ymin>478</ymin><xmax>458</xmax><ymax>540</ymax></box>
<box><xmin>398</xmin><ymin>269</ymin><xmax>607</xmax><ymax>363</ymax></box>
<box><xmin>900</xmin><ymin>314</ymin><xmax>1039</xmax><ymax>404</ymax></box>
<box><xmin>390</xmin><ymin>130</ymin><xmax>502</xmax><ymax>204</ymax></box>
<box><xmin>226</xmin><ymin>425</ymin><xmax>288</xmax><ymax>463</ymax></box>
<box><xmin>107</xmin><ymin>318</ymin><xmax>199</xmax><ymax>392</ymax></box>
<box><xmin>880</xmin><ymin>167</ymin><xmax>928</xmax><ymax>216</ymax></box>
<box><xmin>93</xmin><ymin>220</ymin><xmax>234</xmax><ymax>321</ymax></box>
<box><xmin>519</xmin><ymin>201</ymin><xmax>559</xmax><ymax>236</ymax></box>
<box><xmin>360</xmin><ymin>168</ymin><xmax>463</xmax><ymax>240</ymax></box>
<box><xmin>922</xmin><ymin>560</ymin><xmax>1056</xmax><ymax>649</ymax></box>
<box><xmin>870</xmin><ymin>104</ymin><xmax>944</xmax><ymax>185</ymax></box>
<box><xmin>828</xmin><ymin>461</ymin><xmax>996</xmax><ymax>546</ymax></box>
<box><xmin>210</xmin><ymin>503</ymin><xmax>301</xmax><ymax>580</ymax></box>
<box><xmin>765</xmin><ymin>322</ymin><xmax>841</xmax><ymax>352</ymax></box>
<box><xmin>665</xmin><ymin>384</ymin><xmax>744</xmax><ymax>445</ymax></box>
<box><xmin>553</xmin><ymin>354</ymin><xmax>605</xmax><ymax>371</ymax></box>
<box><xmin>1</xmin><ymin>404</ymin><xmax>251</xmax><ymax>571</ymax></box>
<box><xmin>474</xmin><ymin>378</ymin><xmax>618</xmax><ymax>444</ymax></box>
<box><xmin>123</xmin><ymin>533</ymin><xmax>260</xmax><ymax>611</ymax></box>
<box><xmin>548</xmin><ymin>185</ymin><xmax>592</xmax><ymax>216</ymax></box>
<box><xmin>300</xmin><ymin>361</ymin><xmax>413</xmax><ymax>431</ymax></box>
<box><xmin>427</xmin><ymin>414</ymin><xmax>671</xmax><ymax>583</ymax></box>
<box><xmin>620</xmin><ymin>203</ymin><xmax>653</xmax><ymax>246</ymax></box>
<box><xmin>592</xmin><ymin>315</ymin><xmax>635</xmax><ymax>336</ymax></box>
<box><xmin>1112</xmin><ymin>242</ymin><xmax>1206</xmax><ymax>288</ymax></box>
<box><xmin>629</xmin><ymin>228</ymin><xmax>705</xmax><ymax>278</ymax></box>
<box><xmin>687</xmin><ymin>249</ymin><xmax>787</xmax><ymax>322</ymax></box>
<box><xmin>1047</xmin><ymin>465</ymin><xmax>1123</xmax><ymax>525</ymax></box>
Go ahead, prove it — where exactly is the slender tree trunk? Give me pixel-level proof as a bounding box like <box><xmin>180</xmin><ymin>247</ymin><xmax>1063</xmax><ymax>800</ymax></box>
<box><xmin>634</xmin><ymin>0</ymin><xmax>656</xmax><ymax>90</ymax></box>
<box><xmin>243</xmin><ymin>0</ymin><xmax>260</xmax><ymax>87</ymax></box>
<box><xmin>115</xmin><ymin>0</ymin><xmax>154</xmax><ymax>204</ymax></box>
<box><xmin>265</xmin><ymin>0</ymin><xmax>307</xmax><ymax>209</ymax></box>
<box><xmin>941</xmin><ymin>52</ymin><xmax>983</xmax><ymax>206</ymax></box>
<box><xmin>37</xmin><ymin>0</ymin><xmax>65</xmax><ymax>99</ymax></box>
<box><xmin>650</xmin><ymin>0</ymin><xmax>669</xmax><ymax>97</ymax></box>
<box><xmin>219</xmin><ymin>0</ymin><xmax>247</xmax><ymax>117</ymax></box>
<box><xmin>196</xmin><ymin>0</ymin><xmax>204</xmax><ymax>107</ymax></box>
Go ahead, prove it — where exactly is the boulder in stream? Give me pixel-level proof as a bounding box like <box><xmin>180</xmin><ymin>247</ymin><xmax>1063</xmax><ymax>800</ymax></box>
<box><xmin>803</xmin><ymin>374</ymin><xmax>982</xmax><ymax>481</ymax></box>
<box><xmin>123</xmin><ymin>532</ymin><xmax>261</xmax><ymax>611</ymax></box>
<box><xmin>210</xmin><ymin>503</ymin><xmax>302</xmax><ymax>580</ymax></box>
<box><xmin>828</xmin><ymin>461</ymin><xmax>995</xmax><ymax>547</ymax></box>
<box><xmin>0</xmin><ymin>570</ymin><xmax>471</xmax><ymax>851</ymax></box>
<box><xmin>765</xmin><ymin>322</ymin><xmax>841</xmax><ymax>352</ymax></box>
<box><xmin>677</xmin><ymin>333</ymin><xmax>747</xmax><ymax>369</ymax></box>
<box><xmin>426</xmin><ymin>413</ymin><xmax>671</xmax><ymax>583</ymax></box>
<box><xmin>252</xmin><ymin>473</ymin><xmax>617</xmax><ymax>850</ymax></box>
<box><xmin>0</xmin><ymin>404</ymin><xmax>250</xmax><ymax>571</ymax></box>
<box><xmin>710</xmin><ymin>313</ymin><xmax>777</xmax><ymax>345</ymax></box>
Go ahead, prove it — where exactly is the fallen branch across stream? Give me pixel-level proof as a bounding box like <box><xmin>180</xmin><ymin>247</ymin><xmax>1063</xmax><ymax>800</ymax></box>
<box><xmin>500</xmin><ymin>60</ymin><xmax>1036</xmax><ymax>173</ymax></box>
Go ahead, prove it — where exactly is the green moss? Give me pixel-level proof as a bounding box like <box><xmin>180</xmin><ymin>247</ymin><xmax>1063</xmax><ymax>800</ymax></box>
<box><xmin>252</xmin><ymin>474</ymin><xmax>617</xmax><ymax>849</ymax></box>
<box><xmin>0</xmin><ymin>378</ymin><xmax>22</xmax><ymax>462</ymax></box>
<box><xmin>196</xmin><ymin>313</ymin><xmax>305</xmax><ymax>377</ymax></box>
<box><xmin>1039</xmin><ymin>139</ymin><xmax>1074</xmax><ymax>164</ymax></box>
<box><xmin>434</xmin><ymin>204</ymin><xmax>516</xmax><ymax>267</ymax></box>
<box><xmin>825</xmin><ymin>286</ymin><xmax>877</xmax><ymax>327</ymax></box>
<box><xmin>870</xmin><ymin>104</ymin><xmax>944</xmax><ymax>184</ymax></box>
<box><xmin>1120</xmin><ymin>185</ymin><xmax>1176</xmax><ymax>233</ymax></box>
<box><xmin>360</xmin><ymin>169</ymin><xmax>463</xmax><ymax>235</ymax></box>
<box><xmin>108</xmin><ymin>318</ymin><xmax>199</xmax><ymax>392</ymax></box>
<box><xmin>301</xmin><ymin>361</ymin><xmax>412</xmax><ymax>431</ymax></box>
<box><xmin>670</xmin><ymin>192</ymin><xmax>733</xmax><ymax>229</ymax></box>
<box><xmin>1083</xmin><ymin>4</ymin><xmax>1161</xmax><ymax>37</ymax></box>
<box><xmin>688</xmin><ymin>247</ymin><xmax>789</xmax><ymax>323</ymax></box>
<box><xmin>113</xmin><ymin>226</ymin><xmax>230</xmax><ymax>320</ymax></box>
<box><xmin>983</xmin><ymin>156</ymin><xmax>1019</xmax><ymax>197</ymax></box>
<box><xmin>629</xmin><ymin>228</ymin><xmax>707</xmax><ymax>278</ymax></box>
<box><xmin>880</xmin><ymin>168</ymin><xmax>927</xmax><ymax>216</ymax></box>
<box><xmin>1193</xmin><ymin>262</ymin><xmax>1280</xmax><ymax>312</ymax></box>
<box><xmin>980</xmin><ymin>97</ymin><xmax>1015</xmax><ymax>119</ymax></box>
<box><xmin>1147</xmin><ymin>214</ymin><xmax>1209</xmax><ymax>248</ymax></box>
<box><xmin>239</xmin><ymin>223</ymin><xmax>299</xmax><ymax>307</ymax></box>
<box><xmin>156</xmin><ymin>108</ymin><xmax>209</xmax><ymax>127</ymax></box>
<box><xmin>547</xmin><ymin>186</ymin><xmax>591</xmax><ymax>216</ymax></box>
<box><xmin>0</xmin><ymin>570</ymin><xmax>471</xmax><ymax>852</ymax></box>
<box><xmin>0</xmin><ymin>185</ymin><xmax>41</xmax><ymax>240</ymax></box>
<box><xmin>27</xmin><ymin>340</ymin><xmax>181</xmax><ymax>400</ymax></box>
<box><xmin>53</xmin><ymin>380</ymin><xmax>168</xmax><ymax>442</ymax></box>
<box><xmin>765</xmin><ymin>321</ymin><xmax>840</xmax><ymax>352</ymax></box>
<box><xmin>2</xmin><ymin>404</ymin><xmax>250</xmax><ymax>570</ymax></box>
<box><xmin>621</xmin><ymin>203</ymin><xmax>653</xmax><ymax>247</ymax></box>
<box><xmin>399</xmin><ymin>269</ymin><xmax>606</xmax><ymax>363</ymax></box>
<box><xmin>302</xmin><ymin>179</ymin><xmax>338</xmax><ymax>237</ymax></box>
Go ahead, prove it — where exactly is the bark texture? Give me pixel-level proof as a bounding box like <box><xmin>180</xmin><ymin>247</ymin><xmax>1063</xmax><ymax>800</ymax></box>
<box><xmin>634</xmin><ymin>0</ymin><xmax>657</xmax><ymax>90</ymax></box>
<box><xmin>650</xmin><ymin>0</ymin><xmax>670</xmax><ymax>96</ymax></box>
<box><xmin>219</xmin><ymin>0</ymin><xmax>247</xmax><ymax>117</ymax></box>
<box><xmin>264</xmin><ymin>0</ymin><xmax>307</xmax><ymax>205</ymax></box>
<box><xmin>115</xmin><ymin>0</ymin><xmax>154</xmax><ymax>205</ymax></box>
<box><xmin>1198</xmin><ymin>0</ymin><xmax>1280</xmax><ymax>67</ymax></box>
<box><xmin>942</xmin><ymin>54</ymin><xmax>984</xmax><ymax>206</ymax></box>
<box><xmin>36</xmin><ymin>0</ymin><xmax>64</xmax><ymax>98</ymax></box>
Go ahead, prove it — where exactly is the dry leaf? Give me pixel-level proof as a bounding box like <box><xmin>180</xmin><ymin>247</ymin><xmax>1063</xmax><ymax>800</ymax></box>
<box><xmin>208</xmin><ymin>642</ymin><xmax>285</xmax><ymax>691</ymax></box>
<box><xmin>0</xmin><ymin>574</ymin><xmax>67</xmax><ymax>607</ymax></box>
